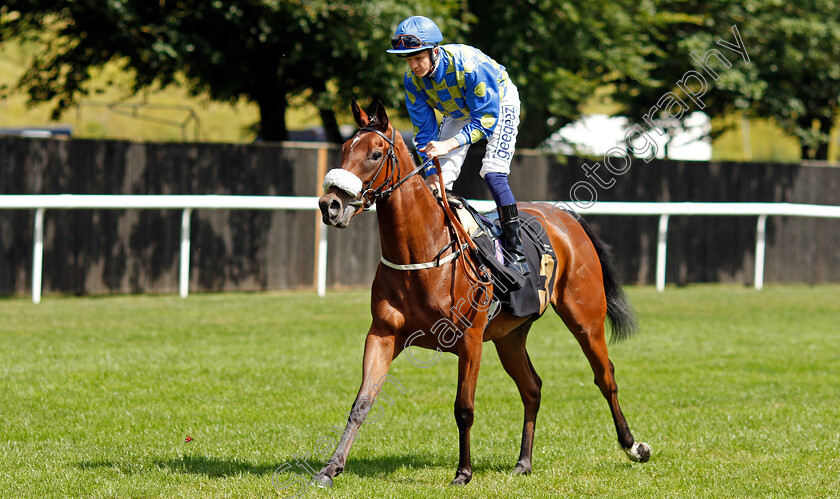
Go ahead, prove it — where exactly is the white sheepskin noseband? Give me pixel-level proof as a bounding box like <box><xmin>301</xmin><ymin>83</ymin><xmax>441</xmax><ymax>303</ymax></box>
<box><xmin>323</xmin><ymin>169</ymin><xmax>363</xmax><ymax>197</ymax></box>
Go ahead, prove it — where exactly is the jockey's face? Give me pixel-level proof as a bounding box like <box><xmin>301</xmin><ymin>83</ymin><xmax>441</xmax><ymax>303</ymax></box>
<box><xmin>404</xmin><ymin>49</ymin><xmax>435</xmax><ymax>78</ymax></box>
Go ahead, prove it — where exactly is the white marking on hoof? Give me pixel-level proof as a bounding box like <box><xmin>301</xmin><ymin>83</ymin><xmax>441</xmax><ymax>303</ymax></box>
<box><xmin>623</xmin><ymin>442</ymin><xmax>651</xmax><ymax>462</ymax></box>
<box><xmin>311</xmin><ymin>473</ymin><xmax>333</xmax><ymax>488</ymax></box>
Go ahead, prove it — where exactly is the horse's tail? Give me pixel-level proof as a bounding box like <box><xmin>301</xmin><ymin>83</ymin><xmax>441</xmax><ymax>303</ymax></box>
<box><xmin>575</xmin><ymin>215</ymin><xmax>639</xmax><ymax>343</ymax></box>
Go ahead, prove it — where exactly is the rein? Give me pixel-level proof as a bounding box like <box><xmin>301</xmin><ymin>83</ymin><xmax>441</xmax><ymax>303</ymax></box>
<box><xmin>334</xmin><ymin>126</ymin><xmax>489</xmax><ymax>289</ymax></box>
<box><xmin>345</xmin><ymin>126</ymin><xmax>459</xmax><ymax>271</ymax></box>
<box><xmin>432</xmin><ymin>158</ymin><xmax>494</xmax><ymax>292</ymax></box>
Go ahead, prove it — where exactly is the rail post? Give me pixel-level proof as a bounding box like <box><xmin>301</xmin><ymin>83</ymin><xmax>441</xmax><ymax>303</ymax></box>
<box><xmin>656</xmin><ymin>214</ymin><xmax>670</xmax><ymax>292</ymax></box>
<box><xmin>314</xmin><ymin>148</ymin><xmax>328</xmax><ymax>297</ymax></box>
<box><xmin>32</xmin><ymin>208</ymin><xmax>46</xmax><ymax>304</ymax></box>
<box><xmin>754</xmin><ymin>214</ymin><xmax>767</xmax><ymax>290</ymax></box>
<box><xmin>179</xmin><ymin>208</ymin><xmax>192</xmax><ymax>298</ymax></box>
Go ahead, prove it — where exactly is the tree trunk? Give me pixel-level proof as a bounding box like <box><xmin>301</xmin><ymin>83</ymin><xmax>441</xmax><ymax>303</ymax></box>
<box><xmin>518</xmin><ymin>105</ymin><xmax>551</xmax><ymax>148</ymax></box>
<box><xmin>256</xmin><ymin>87</ymin><xmax>288</xmax><ymax>142</ymax></box>
<box><xmin>319</xmin><ymin>108</ymin><xmax>343</xmax><ymax>144</ymax></box>
<box><xmin>815</xmin><ymin>117</ymin><xmax>833</xmax><ymax>160</ymax></box>
<box><xmin>312</xmin><ymin>80</ymin><xmax>343</xmax><ymax>144</ymax></box>
<box><xmin>798</xmin><ymin>116</ymin><xmax>815</xmax><ymax>161</ymax></box>
<box><xmin>815</xmin><ymin>140</ymin><xmax>829</xmax><ymax>161</ymax></box>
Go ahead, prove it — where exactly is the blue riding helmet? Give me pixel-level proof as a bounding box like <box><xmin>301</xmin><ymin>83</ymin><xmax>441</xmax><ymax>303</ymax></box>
<box><xmin>387</xmin><ymin>16</ymin><xmax>443</xmax><ymax>55</ymax></box>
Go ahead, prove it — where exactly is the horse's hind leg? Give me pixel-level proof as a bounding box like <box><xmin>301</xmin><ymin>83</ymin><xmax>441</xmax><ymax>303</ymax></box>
<box><xmin>554</xmin><ymin>298</ymin><xmax>651</xmax><ymax>462</ymax></box>
<box><xmin>492</xmin><ymin>322</ymin><xmax>542</xmax><ymax>475</ymax></box>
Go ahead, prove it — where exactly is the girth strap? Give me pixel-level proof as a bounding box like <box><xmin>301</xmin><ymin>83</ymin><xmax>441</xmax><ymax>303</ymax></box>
<box><xmin>380</xmin><ymin>247</ymin><xmax>462</xmax><ymax>271</ymax></box>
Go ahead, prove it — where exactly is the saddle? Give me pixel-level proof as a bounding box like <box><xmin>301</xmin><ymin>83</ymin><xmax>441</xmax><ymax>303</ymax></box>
<box><xmin>450</xmin><ymin>197</ymin><xmax>557</xmax><ymax>318</ymax></box>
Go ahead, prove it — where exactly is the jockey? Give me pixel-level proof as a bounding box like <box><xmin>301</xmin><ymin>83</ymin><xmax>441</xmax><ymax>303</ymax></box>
<box><xmin>387</xmin><ymin>15</ymin><xmax>530</xmax><ymax>276</ymax></box>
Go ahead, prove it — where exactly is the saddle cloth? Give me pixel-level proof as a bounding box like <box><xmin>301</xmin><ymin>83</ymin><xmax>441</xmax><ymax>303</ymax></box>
<box><xmin>453</xmin><ymin>200</ymin><xmax>557</xmax><ymax>318</ymax></box>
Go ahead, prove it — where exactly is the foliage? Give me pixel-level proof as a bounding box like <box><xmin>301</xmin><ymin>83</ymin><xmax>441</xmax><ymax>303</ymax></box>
<box><xmin>0</xmin><ymin>1</ymin><xmax>438</xmax><ymax>142</ymax></box>
<box><xmin>726</xmin><ymin>1</ymin><xmax>840</xmax><ymax>160</ymax></box>
<box><xmin>1</xmin><ymin>1</ymin><xmax>838</xmax><ymax>154</ymax></box>
<box><xmin>611</xmin><ymin>0</ymin><xmax>840</xmax><ymax>160</ymax></box>
<box><xmin>461</xmin><ymin>0</ymin><xmax>659</xmax><ymax>147</ymax></box>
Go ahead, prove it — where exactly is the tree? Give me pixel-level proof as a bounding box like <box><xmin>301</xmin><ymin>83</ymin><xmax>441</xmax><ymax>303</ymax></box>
<box><xmin>606</xmin><ymin>1</ymin><xmax>735</xmax><ymax>157</ymax></box>
<box><xmin>460</xmin><ymin>0</ymin><xmax>658</xmax><ymax>147</ymax></box>
<box><xmin>0</xmin><ymin>1</ymin><xmax>439</xmax><ymax>143</ymax></box>
<box><xmin>611</xmin><ymin>0</ymin><xmax>840</xmax><ymax>161</ymax></box>
<box><xmin>729</xmin><ymin>1</ymin><xmax>840</xmax><ymax>160</ymax></box>
<box><xmin>1</xmin><ymin>0</ymin><xmax>669</xmax><ymax>148</ymax></box>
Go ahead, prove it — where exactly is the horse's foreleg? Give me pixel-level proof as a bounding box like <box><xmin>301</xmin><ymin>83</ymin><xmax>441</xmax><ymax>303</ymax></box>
<box><xmin>312</xmin><ymin>331</ymin><xmax>400</xmax><ymax>487</ymax></box>
<box><xmin>451</xmin><ymin>331</ymin><xmax>483</xmax><ymax>486</ymax></box>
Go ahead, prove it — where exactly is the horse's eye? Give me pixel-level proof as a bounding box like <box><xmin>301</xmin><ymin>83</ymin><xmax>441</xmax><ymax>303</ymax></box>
<box><xmin>371</xmin><ymin>151</ymin><xmax>383</xmax><ymax>161</ymax></box>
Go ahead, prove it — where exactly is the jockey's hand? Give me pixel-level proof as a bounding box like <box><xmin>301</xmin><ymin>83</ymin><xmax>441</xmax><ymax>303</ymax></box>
<box><xmin>420</xmin><ymin>137</ymin><xmax>460</xmax><ymax>158</ymax></box>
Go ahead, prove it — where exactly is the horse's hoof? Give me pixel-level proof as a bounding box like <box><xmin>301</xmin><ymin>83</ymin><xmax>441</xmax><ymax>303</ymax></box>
<box><xmin>449</xmin><ymin>471</ymin><xmax>472</xmax><ymax>486</ymax></box>
<box><xmin>512</xmin><ymin>462</ymin><xmax>531</xmax><ymax>475</ymax></box>
<box><xmin>311</xmin><ymin>473</ymin><xmax>334</xmax><ymax>488</ymax></box>
<box><xmin>624</xmin><ymin>442</ymin><xmax>651</xmax><ymax>463</ymax></box>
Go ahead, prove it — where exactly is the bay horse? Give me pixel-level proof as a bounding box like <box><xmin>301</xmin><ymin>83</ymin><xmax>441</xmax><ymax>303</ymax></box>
<box><xmin>313</xmin><ymin>100</ymin><xmax>650</xmax><ymax>488</ymax></box>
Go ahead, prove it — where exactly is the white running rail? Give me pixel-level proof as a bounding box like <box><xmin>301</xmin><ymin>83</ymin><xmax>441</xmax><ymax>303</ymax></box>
<box><xmin>2</xmin><ymin>195</ymin><xmax>839</xmax><ymax>303</ymax></box>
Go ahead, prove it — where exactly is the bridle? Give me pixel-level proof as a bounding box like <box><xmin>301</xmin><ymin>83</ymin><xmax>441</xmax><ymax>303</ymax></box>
<box><xmin>348</xmin><ymin>126</ymin><xmax>429</xmax><ymax>211</ymax></box>
<box><xmin>348</xmin><ymin>127</ymin><xmax>489</xmax><ymax>287</ymax></box>
<box><xmin>326</xmin><ymin>123</ymin><xmax>490</xmax><ymax>286</ymax></box>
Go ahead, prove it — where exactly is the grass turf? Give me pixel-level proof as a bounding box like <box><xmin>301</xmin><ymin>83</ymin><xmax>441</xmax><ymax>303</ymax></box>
<box><xmin>1</xmin><ymin>285</ymin><xmax>838</xmax><ymax>498</ymax></box>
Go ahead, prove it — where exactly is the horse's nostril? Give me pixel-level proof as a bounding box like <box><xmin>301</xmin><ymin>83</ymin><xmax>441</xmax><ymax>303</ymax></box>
<box><xmin>329</xmin><ymin>199</ymin><xmax>341</xmax><ymax>218</ymax></box>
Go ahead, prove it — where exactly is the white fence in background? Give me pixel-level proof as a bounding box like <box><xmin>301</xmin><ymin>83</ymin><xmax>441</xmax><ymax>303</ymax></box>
<box><xmin>2</xmin><ymin>195</ymin><xmax>840</xmax><ymax>304</ymax></box>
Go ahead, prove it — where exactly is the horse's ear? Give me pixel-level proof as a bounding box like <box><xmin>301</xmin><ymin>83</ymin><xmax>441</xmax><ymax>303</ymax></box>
<box><xmin>373</xmin><ymin>99</ymin><xmax>389</xmax><ymax>131</ymax></box>
<box><xmin>351</xmin><ymin>98</ymin><xmax>369</xmax><ymax>127</ymax></box>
